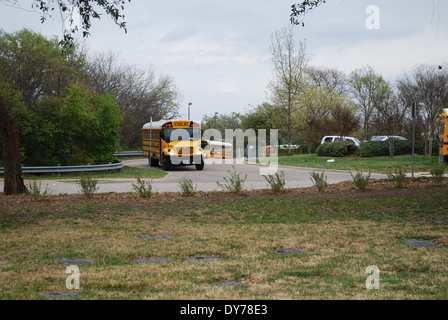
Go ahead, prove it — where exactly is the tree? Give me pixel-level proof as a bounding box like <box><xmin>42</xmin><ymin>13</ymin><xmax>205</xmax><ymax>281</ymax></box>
<box><xmin>348</xmin><ymin>66</ymin><xmax>392</xmax><ymax>140</ymax></box>
<box><xmin>0</xmin><ymin>1</ymin><xmax>130</xmax><ymax>195</ymax></box>
<box><xmin>397</xmin><ymin>64</ymin><xmax>448</xmax><ymax>157</ymax></box>
<box><xmin>202</xmin><ymin>112</ymin><xmax>242</xmax><ymax>139</ymax></box>
<box><xmin>0</xmin><ymin>95</ymin><xmax>25</xmax><ymax>194</ymax></box>
<box><xmin>241</xmin><ymin>103</ymin><xmax>277</xmax><ymax>144</ymax></box>
<box><xmin>371</xmin><ymin>89</ymin><xmax>407</xmax><ymax>158</ymax></box>
<box><xmin>0</xmin><ymin>29</ymin><xmax>78</xmax><ymax>194</ymax></box>
<box><xmin>307</xmin><ymin>66</ymin><xmax>348</xmax><ymax>97</ymax></box>
<box><xmin>267</xmin><ymin>27</ymin><xmax>308</xmax><ymax>156</ymax></box>
<box><xmin>60</xmin><ymin>83</ymin><xmax>122</xmax><ymax>164</ymax></box>
<box><xmin>298</xmin><ymin>84</ymin><xmax>351</xmax><ymax>153</ymax></box>
<box><xmin>86</xmin><ymin>51</ymin><xmax>180</xmax><ymax>149</ymax></box>
<box><xmin>325</xmin><ymin>103</ymin><xmax>360</xmax><ymax>139</ymax></box>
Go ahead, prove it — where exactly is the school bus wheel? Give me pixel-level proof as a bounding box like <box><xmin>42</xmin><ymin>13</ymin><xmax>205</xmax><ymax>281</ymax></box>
<box><xmin>162</xmin><ymin>155</ymin><xmax>171</xmax><ymax>171</ymax></box>
<box><xmin>195</xmin><ymin>157</ymin><xmax>204</xmax><ymax>171</ymax></box>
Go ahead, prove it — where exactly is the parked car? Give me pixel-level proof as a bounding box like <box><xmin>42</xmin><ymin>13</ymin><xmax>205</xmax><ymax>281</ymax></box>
<box><xmin>321</xmin><ymin>136</ymin><xmax>361</xmax><ymax>147</ymax></box>
<box><xmin>278</xmin><ymin>144</ymin><xmax>300</xmax><ymax>150</ymax></box>
<box><xmin>371</xmin><ymin>135</ymin><xmax>408</xmax><ymax>142</ymax></box>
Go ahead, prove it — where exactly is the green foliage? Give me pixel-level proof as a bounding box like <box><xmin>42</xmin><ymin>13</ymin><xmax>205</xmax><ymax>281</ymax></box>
<box><xmin>0</xmin><ymin>29</ymin><xmax>78</xmax><ymax>104</ymax></box>
<box><xmin>0</xmin><ymin>30</ymin><xmax>122</xmax><ymax>166</ymax></box>
<box><xmin>179</xmin><ymin>179</ymin><xmax>197</xmax><ymax>197</ymax></box>
<box><xmin>350</xmin><ymin>170</ymin><xmax>371</xmax><ymax>190</ymax></box>
<box><xmin>3</xmin><ymin>83</ymin><xmax>122</xmax><ymax>166</ymax></box>
<box><xmin>25</xmin><ymin>181</ymin><xmax>51</xmax><ymax>201</ymax></box>
<box><xmin>77</xmin><ymin>175</ymin><xmax>99</xmax><ymax>197</ymax></box>
<box><xmin>360</xmin><ymin>141</ymin><xmax>413</xmax><ymax>157</ymax></box>
<box><xmin>430</xmin><ymin>162</ymin><xmax>447</xmax><ymax>185</ymax></box>
<box><xmin>263</xmin><ymin>171</ymin><xmax>286</xmax><ymax>193</ymax></box>
<box><xmin>61</xmin><ymin>84</ymin><xmax>123</xmax><ymax>165</ymax></box>
<box><xmin>132</xmin><ymin>177</ymin><xmax>153</xmax><ymax>198</ymax></box>
<box><xmin>387</xmin><ymin>167</ymin><xmax>407</xmax><ymax>188</ymax></box>
<box><xmin>217</xmin><ymin>167</ymin><xmax>247</xmax><ymax>193</ymax></box>
<box><xmin>316</xmin><ymin>141</ymin><xmax>359</xmax><ymax>157</ymax></box>
<box><xmin>309</xmin><ymin>171</ymin><xmax>328</xmax><ymax>192</ymax></box>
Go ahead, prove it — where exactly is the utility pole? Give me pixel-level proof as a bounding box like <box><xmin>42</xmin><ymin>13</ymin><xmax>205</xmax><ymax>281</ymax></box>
<box><xmin>188</xmin><ymin>102</ymin><xmax>192</xmax><ymax>121</ymax></box>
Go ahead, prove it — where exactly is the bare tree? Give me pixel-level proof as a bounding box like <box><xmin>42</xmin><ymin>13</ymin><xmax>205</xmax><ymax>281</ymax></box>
<box><xmin>372</xmin><ymin>91</ymin><xmax>407</xmax><ymax>157</ymax></box>
<box><xmin>86</xmin><ymin>52</ymin><xmax>180</xmax><ymax>148</ymax></box>
<box><xmin>397</xmin><ymin>64</ymin><xmax>448</xmax><ymax>157</ymax></box>
<box><xmin>325</xmin><ymin>103</ymin><xmax>360</xmax><ymax>139</ymax></box>
<box><xmin>349</xmin><ymin>66</ymin><xmax>392</xmax><ymax>141</ymax></box>
<box><xmin>307</xmin><ymin>66</ymin><xmax>348</xmax><ymax>97</ymax></box>
<box><xmin>267</xmin><ymin>27</ymin><xmax>308</xmax><ymax>156</ymax></box>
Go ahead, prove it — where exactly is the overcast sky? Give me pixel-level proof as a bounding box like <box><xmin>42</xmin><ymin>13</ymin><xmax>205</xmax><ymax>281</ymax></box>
<box><xmin>0</xmin><ymin>0</ymin><xmax>447</xmax><ymax>122</ymax></box>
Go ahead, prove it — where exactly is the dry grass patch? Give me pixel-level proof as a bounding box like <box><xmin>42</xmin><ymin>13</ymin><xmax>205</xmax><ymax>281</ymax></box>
<box><xmin>0</xmin><ymin>178</ymin><xmax>447</xmax><ymax>299</ymax></box>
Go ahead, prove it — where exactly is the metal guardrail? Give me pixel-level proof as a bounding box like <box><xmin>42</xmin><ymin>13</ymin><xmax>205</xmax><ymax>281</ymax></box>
<box><xmin>0</xmin><ymin>162</ymin><xmax>123</xmax><ymax>175</ymax></box>
<box><xmin>114</xmin><ymin>151</ymin><xmax>144</xmax><ymax>157</ymax></box>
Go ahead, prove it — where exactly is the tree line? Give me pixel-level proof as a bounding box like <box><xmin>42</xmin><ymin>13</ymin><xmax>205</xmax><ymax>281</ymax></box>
<box><xmin>0</xmin><ymin>29</ymin><xmax>179</xmax><ymax>168</ymax></box>
<box><xmin>203</xmin><ymin>28</ymin><xmax>448</xmax><ymax>158</ymax></box>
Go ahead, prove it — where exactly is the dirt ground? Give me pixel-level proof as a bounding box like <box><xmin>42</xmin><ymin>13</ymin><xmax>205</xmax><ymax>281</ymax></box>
<box><xmin>1</xmin><ymin>177</ymin><xmax>445</xmax><ymax>217</ymax></box>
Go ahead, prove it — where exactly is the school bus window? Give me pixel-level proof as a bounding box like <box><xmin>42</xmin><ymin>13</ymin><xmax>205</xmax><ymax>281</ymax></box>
<box><xmin>163</xmin><ymin>128</ymin><xmax>201</xmax><ymax>143</ymax></box>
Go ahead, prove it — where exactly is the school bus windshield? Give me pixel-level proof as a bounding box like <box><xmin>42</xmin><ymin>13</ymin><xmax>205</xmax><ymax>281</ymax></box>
<box><xmin>163</xmin><ymin>128</ymin><xmax>201</xmax><ymax>143</ymax></box>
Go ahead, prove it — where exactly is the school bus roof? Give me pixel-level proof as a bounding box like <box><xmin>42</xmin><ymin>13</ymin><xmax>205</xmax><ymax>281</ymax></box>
<box><xmin>143</xmin><ymin>120</ymin><xmax>201</xmax><ymax>130</ymax></box>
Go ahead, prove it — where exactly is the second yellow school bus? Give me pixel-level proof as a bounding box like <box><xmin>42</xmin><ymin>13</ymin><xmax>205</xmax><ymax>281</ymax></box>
<box><xmin>201</xmin><ymin>140</ymin><xmax>233</xmax><ymax>159</ymax></box>
<box><xmin>261</xmin><ymin>146</ymin><xmax>277</xmax><ymax>158</ymax></box>
<box><xmin>142</xmin><ymin>120</ymin><xmax>205</xmax><ymax>171</ymax></box>
<box><xmin>439</xmin><ymin>108</ymin><xmax>448</xmax><ymax>164</ymax></box>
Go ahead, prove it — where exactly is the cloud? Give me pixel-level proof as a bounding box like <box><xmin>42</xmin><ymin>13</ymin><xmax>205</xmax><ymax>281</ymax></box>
<box><xmin>309</xmin><ymin>26</ymin><xmax>448</xmax><ymax>80</ymax></box>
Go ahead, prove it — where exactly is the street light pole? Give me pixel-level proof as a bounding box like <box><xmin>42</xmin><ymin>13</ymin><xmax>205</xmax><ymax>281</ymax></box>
<box><xmin>412</xmin><ymin>101</ymin><xmax>416</xmax><ymax>178</ymax></box>
<box><xmin>188</xmin><ymin>102</ymin><xmax>192</xmax><ymax>121</ymax></box>
<box><xmin>214</xmin><ymin>112</ymin><xmax>218</xmax><ymax>129</ymax></box>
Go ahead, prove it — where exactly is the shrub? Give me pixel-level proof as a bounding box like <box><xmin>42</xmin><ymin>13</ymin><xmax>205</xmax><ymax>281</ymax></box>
<box><xmin>316</xmin><ymin>141</ymin><xmax>359</xmax><ymax>158</ymax></box>
<box><xmin>387</xmin><ymin>167</ymin><xmax>407</xmax><ymax>188</ymax></box>
<box><xmin>310</xmin><ymin>171</ymin><xmax>328</xmax><ymax>192</ymax></box>
<box><xmin>360</xmin><ymin>141</ymin><xmax>412</xmax><ymax>157</ymax></box>
<box><xmin>430</xmin><ymin>162</ymin><xmax>447</xmax><ymax>185</ymax></box>
<box><xmin>350</xmin><ymin>170</ymin><xmax>371</xmax><ymax>190</ymax></box>
<box><xmin>132</xmin><ymin>177</ymin><xmax>152</xmax><ymax>198</ymax></box>
<box><xmin>179</xmin><ymin>179</ymin><xmax>197</xmax><ymax>196</ymax></box>
<box><xmin>77</xmin><ymin>175</ymin><xmax>99</xmax><ymax>197</ymax></box>
<box><xmin>263</xmin><ymin>171</ymin><xmax>286</xmax><ymax>193</ymax></box>
<box><xmin>25</xmin><ymin>181</ymin><xmax>51</xmax><ymax>201</ymax></box>
<box><xmin>217</xmin><ymin>167</ymin><xmax>247</xmax><ymax>193</ymax></box>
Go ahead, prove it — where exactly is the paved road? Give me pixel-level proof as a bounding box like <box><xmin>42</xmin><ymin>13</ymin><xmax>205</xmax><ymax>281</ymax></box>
<box><xmin>0</xmin><ymin>159</ymin><xmax>389</xmax><ymax>195</ymax></box>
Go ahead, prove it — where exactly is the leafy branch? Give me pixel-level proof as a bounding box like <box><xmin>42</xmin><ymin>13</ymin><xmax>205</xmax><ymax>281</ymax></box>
<box><xmin>290</xmin><ymin>0</ymin><xmax>326</xmax><ymax>26</ymax></box>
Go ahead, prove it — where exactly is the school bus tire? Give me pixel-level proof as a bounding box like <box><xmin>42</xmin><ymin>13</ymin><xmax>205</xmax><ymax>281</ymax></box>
<box><xmin>195</xmin><ymin>158</ymin><xmax>204</xmax><ymax>171</ymax></box>
<box><xmin>162</xmin><ymin>155</ymin><xmax>171</xmax><ymax>171</ymax></box>
<box><xmin>149</xmin><ymin>156</ymin><xmax>159</xmax><ymax>167</ymax></box>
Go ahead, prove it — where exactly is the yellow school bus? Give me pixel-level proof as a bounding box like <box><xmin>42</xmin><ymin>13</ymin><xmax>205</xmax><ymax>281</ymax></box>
<box><xmin>142</xmin><ymin>120</ymin><xmax>204</xmax><ymax>171</ymax></box>
<box><xmin>439</xmin><ymin>109</ymin><xmax>448</xmax><ymax>164</ymax></box>
<box><xmin>201</xmin><ymin>140</ymin><xmax>233</xmax><ymax>159</ymax></box>
<box><xmin>261</xmin><ymin>146</ymin><xmax>277</xmax><ymax>158</ymax></box>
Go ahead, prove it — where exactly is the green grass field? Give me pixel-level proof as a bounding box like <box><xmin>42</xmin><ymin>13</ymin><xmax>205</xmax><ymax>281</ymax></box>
<box><xmin>1</xmin><ymin>178</ymin><xmax>447</xmax><ymax>300</ymax></box>
<box><xmin>278</xmin><ymin>154</ymin><xmax>439</xmax><ymax>173</ymax></box>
